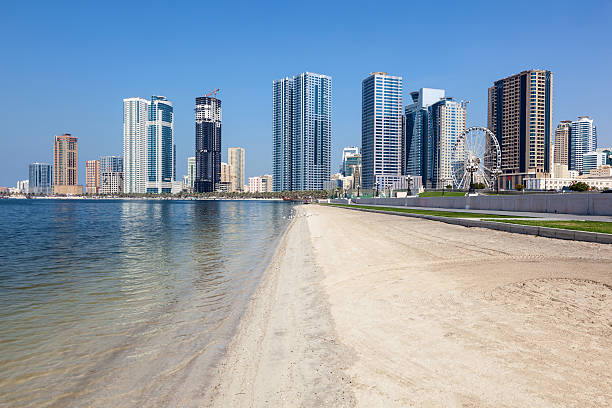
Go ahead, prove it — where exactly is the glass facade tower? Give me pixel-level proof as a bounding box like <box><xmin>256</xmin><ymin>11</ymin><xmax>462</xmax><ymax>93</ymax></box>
<box><xmin>29</xmin><ymin>162</ymin><xmax>52</xmax><ymax>195</ymax></box>
<box><xmin>273</xmin><ymin>72</ymin><xmax>331</xmax><ymax>191</ymax></box>
<box><xmin>404</xmin><ymin>88</ymin><xmax>446</xmax><ymax>178</ymax></box>
<box><xmin>146</xmin><ymin>96</ymin><xmax>175</xmax><ymax>194</ymax></box>
<box><xmin>361</xmin><ymin>72</ymin><xmax>402</xmax><ymax>190</ymax></box>
<box><xmin>569</xmin><ymin>116</ymin><xmax>597</xmax><ymax>173</ymax></box>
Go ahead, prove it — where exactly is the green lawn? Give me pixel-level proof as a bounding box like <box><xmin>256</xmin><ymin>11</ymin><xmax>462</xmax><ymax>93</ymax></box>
<box><xmin>322</xmin><ymin>203</ymin><xmax>520</xmax><ymax>219</ymax></box>
<box><xmin>489</xmin><ymin>220</ymin><xmax>612</xmax><ymax>234</ymax></box>
<box><xmin>418</xmin><ymin>191</ymin><xmax>466</xmax><ymax>197</ymax></box>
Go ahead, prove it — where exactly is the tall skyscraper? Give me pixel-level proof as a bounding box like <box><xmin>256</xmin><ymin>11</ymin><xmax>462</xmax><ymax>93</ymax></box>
<box><xmin>569</xmin><ymin>116</ymin><xmax>597</xmax><ymax>173</ymax></box>
<box><xmin>146</xmin><ymin>96</ymin><xmax>175</xmax><ymax>193</ymax></box>
<box><xmin>195</xmin><ymin>96</ymin><xmax>222</xmax><ymax>193</ymax></box>
<box><xmin>99</xmin><ymin>156</ymin><xmax>124</xmax><ymax>173</ymax></box>
<box><xmin>488</xmin><ymin>69</ymin><xmax>553</xmax><ymax>189</ymax></box>
<box><xmin>426</xmin><ymin>98</ymin><xmax>466</xmax><ymax>188</ymax></box>
<box><xmin>86</xmin><ymin>160</ymin><xmax>100</xmax><ymax>194</ymax></box>
<box><xmin>228</xmin><ymin>147</ymin><xmax>245</xmax><ymax>192</ymax></box>
<box><xmin>29</xmin><ymin>162</ymin><xmax>52</xmax><ymax>195</ymax></box>
<box><xmin>187</xmin><ymin>156</ymin><xmax>195</xmax><ymax>191</ymax></box>
<box><xmin>53</xmin><ymin>133</ymin><xmax>82</xmax><ymax>195</ymax></box>
<box><xmin>553</xmin><ymin>120</ymin><xmax>572</xmax><ymax>166</ymax></box>
<box><xmin>273</xmin><ymin>72</ymin><xmax>331</xmax><ymax>191</ymax></box>
<box><xmin>123</xmin><ymin>97</ymin><xmax>150</xmax><ymax>194</ymax></box>
<box><xmin>404</xmin><ymin>88</ymin><xmax>446</xmax><ymax>177</ymax></box>
<box><xmin>362</xmin><ymin>72</ymin><xmax>402</xmax><ymax>189</ymax></box>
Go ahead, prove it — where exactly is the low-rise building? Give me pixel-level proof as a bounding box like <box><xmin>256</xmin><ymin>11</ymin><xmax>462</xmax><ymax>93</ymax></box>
<box><xmin>583</xmin><ymin>151</ymin><xmax>607</xmax><ymax>174</ymax></box>
<box><xmin>248</xmin><ymin>175</ymin><xmax>273</xmax><ymax>193</ymax></box>
<box><xmin>525</xmin><ymin>176</ymin><xmax>612</xmax><ymax>191</ymax></box>
<box><xmin>100</xmin><ymin>172</ymin><xmax>124</xmax><ymax>194</ymax></box>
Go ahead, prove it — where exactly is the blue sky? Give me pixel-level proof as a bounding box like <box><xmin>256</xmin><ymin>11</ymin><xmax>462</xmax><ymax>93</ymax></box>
<box><xmin>1</xmin><ymin>0</ymin><xmax>611</xmax><ymax>186</ymax></box>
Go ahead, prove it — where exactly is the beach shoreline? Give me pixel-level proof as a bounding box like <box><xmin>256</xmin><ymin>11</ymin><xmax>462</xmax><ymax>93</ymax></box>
<box><xmin>205</xmin><ymin>204</ymin><xmax>612</xmax><ymax>407</ymax></box>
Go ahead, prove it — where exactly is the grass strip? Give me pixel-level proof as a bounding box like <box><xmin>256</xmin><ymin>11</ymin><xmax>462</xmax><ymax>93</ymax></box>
<box><xmin>488</xmin><ymin>220</ymin><xmax>612</xmax><ymax>234</ymax></box>
<box><xmin>322</xmin><ymin>203</ymin><xmax>521</xmax><ymax>219</ymax></box>
<box><xmin>418</xmin><ymin>191</ymin><xmax>466</xmax><ymax>197</ymax></box>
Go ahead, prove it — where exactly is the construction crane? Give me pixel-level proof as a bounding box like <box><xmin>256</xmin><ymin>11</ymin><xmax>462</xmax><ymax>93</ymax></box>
<box><xmin>205</xmin><ymin>88</ymin><xmax>220</xmax><ymax>98</ymax></box>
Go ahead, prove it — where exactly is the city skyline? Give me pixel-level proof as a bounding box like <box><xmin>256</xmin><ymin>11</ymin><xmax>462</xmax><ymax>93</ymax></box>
<box><xmin>1</xmin><ymin>1</ymin><xmax>611</xmax><ymax>187</ymax></box>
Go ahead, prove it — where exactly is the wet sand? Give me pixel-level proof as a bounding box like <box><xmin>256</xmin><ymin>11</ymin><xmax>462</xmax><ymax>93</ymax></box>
<box><xmin>205</xmin><ymin>205</ymin><xmax>612</xmax><ymax>407</ymax></box>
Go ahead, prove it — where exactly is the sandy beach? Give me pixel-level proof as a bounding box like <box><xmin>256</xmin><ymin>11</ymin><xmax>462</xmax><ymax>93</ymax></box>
<box><xmin>205</xmin><ymin>204</ymin><xmax>612</xmax><ymax>407</ymax></box>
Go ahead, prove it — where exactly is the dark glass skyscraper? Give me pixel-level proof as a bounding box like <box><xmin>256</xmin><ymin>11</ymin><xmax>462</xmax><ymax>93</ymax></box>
<box><xmin>195</xmin><ymin>96</ymin><xmax>222</xmax><ymax>193</ymax></box>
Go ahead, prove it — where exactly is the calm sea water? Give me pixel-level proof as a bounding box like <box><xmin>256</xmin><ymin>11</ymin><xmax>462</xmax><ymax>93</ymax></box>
<box><xmin>0</xmin><ymin>199</ymin><xmax>294</xmax><ymax>407</ymax></box>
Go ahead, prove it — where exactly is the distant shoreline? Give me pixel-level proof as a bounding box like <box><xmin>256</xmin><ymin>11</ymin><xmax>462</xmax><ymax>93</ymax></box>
<box><xmin>1</xmin><ymin>196</ymin><xmax>286</xmax><ymax>201</ymax></box>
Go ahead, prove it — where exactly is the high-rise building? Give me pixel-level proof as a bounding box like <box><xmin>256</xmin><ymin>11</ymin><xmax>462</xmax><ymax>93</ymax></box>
<box><xmin>569</xmin><ymin>116</ymin><xmax>597</xmax><ymax>173</ymax></box>
<box><xmin>488</xmin><ymin>69</ymin><xmax>553</xmax><ymax>189</ymax></box>
<box><xmin>228</xmin><ymin>147</ymin><xmax>245</xmax><ymax>192</ymax></box>
<box><xmin>362</xmin><ymin>72</ymin><xmax>402</xmax><ymax>189</ymax></box>
<box><xmin>146</xmin><ymin>96</ymin><xmax>175</xmax><ymax>193</ymax></box>
<box><xmin>53</xmin><ymin>133</ymin><xmax>82</xmax><ymax>195</ymax></box>
<box><xmin>553</xmin><ymin>120</ymin><xmax>572</xmax><ymax>167</ymax></box>
<box><xmin>86</xmin><ymin>160</ymin><xmax>100</xmax><ymax>194</ymax></box>
<box><xmin>404</xmin><ymin>88</ymin><xmax>446</xmax><ymax>177</ymax></box>
<box><xmin>273</xmin><ymin>72</ymin><xmax>331</xmax><ymax>191</ymax></box>
<box><xmin>195</xmin><ymin>96</ymin><xmax>222</xmax><ymax>193</ymax></box>
<box><xmin>425</xmin><ymin>98</ymin><xmax>466</xmax><ymax>188</ymax></box>
<box><xmin>29</xmin><ymin>163</ymin><xmax>52</xmax><ymax>195</ymax></box>
<box><xmin>123</xmin><ymin>97</ymin><xmax>150</xmax><ymax>194</ymax></box>
<box><xmin>100</xmin><ymin>156</ymin><xmax>123</xmax><ymax>173</ymax></box>
<box><xmin>341</xmin><ymin>146</ymin><xmax>359</xmax><ymax>175</ymax></box>
<box><xmin>187</xmin><ymin>156</ymin><xmax>195</xmax><ymax>191</ymax></box>
<box><xmin>100</xmin><ymin>171</ymin><xmax>124</xmax><ymax>194</ymax></box>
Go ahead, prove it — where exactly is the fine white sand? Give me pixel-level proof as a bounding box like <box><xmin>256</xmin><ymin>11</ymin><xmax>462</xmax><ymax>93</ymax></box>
<box><xmin>205</xmin><ymin>205</ymin><xmax>612</xmax><ymax>407</ymax></box>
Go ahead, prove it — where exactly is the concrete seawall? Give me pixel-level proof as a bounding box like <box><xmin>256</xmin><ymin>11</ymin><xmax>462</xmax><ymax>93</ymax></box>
<box><xmin>342</xmin><ymin>193</ymin><xmax>612</xmax><ymax>216</ymax></box>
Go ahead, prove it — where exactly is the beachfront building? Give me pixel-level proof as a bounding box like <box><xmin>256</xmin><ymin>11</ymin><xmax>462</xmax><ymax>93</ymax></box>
<box><xmin>569</xmin><ymin>116</ymin><xmax>597</xmax><ymax>173</ymax></box>
<box><xmin>86</xmin><ymin>160</ymin><xmax>100</xmax><ymax>194</ymax></box>
<box><xmin>146</xmin><ymin>96</ymin><xmax>175</xmax><ymax>194</ymax></box>
<box><xmin>583</xmin><ymin>151</ymin><xmax>607</xmax><ymax>174</ymax></box>
<box><xmin>123</xmin><ymin>97</ymin><xmax>150</xmax><ymax>193</ymax></box>
<box><xmin>273</xmin><ymin>72</ymin><xmax>331</xmax><ymax>191</ymax></box>
<box><xmin>17</xmin><ymin>180</ymin><xmax>29</xmax><ymax>194</ymax></box>
<box><xmin>228</xmin><ymin>147</ymin><xmax>245</xmax><ymax>192</ymax></box>
<box><xmin>53</xmin><ymin>133</ymin><xmax>82</xmax><ymax>195</ymax></box>
<box><xmin>404</xmin><ymin>88</ymin><xmax>446</xmax><ymax>178</ymax></box>
<box><xmin>248</xmin><ymin>175</ymin><xmax>273</xmax><ymax>193</ymax></box>
<box><xmin>195</xmin><ymin>95</ymin><xmax>222</xmax><ymax>193</ymax></box>
<box><xmin>487</xmin><ymin>69</ymin><xmax>553</xmax><ymax>190</ymax></box>
<box><xmin>29</xmin><ymin>163</ymin><xmax>52</xmax><ymax>195</ymax></box>
<box><xmin>187</xmin><ymin>156</ymin><xmax>195</xmax><ymax>191</ymax></box>
<box><xmin>553</xmin><ymin>120</ymin><xmax>571</xmax><ymax>166</ymax></box>
<box><xmin>425</xmin><ymin>98</ymin><xmax>466</xmax><ymax>189</ymax></box>
<box><xmin>362</xmin><ymin>72</ymin><xmax>403</xmax><ymax>190</ymax></box>
<box><xmin>100</xmin><ymin>171</ymin><xmax>124</xmax><ymax>194</ymax></box>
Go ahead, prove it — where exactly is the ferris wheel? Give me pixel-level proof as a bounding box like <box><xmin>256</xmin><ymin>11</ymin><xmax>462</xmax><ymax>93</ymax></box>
<box><xmin>452</xmin><ymin>126</ymin><xmax>501</xmax><ymax>190</ymax></box>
